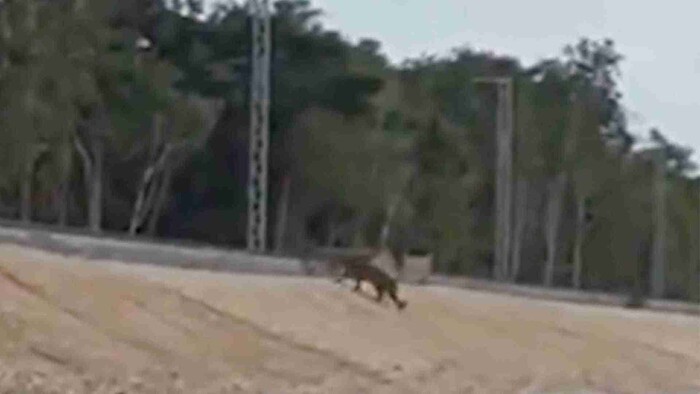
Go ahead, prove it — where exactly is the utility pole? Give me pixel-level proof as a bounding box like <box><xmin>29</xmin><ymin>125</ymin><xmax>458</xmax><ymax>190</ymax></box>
<box><xmin>650</xmin><ymin>148</ymin><xmax>667</xmax><ymax>298</ymax></box>
<box><xmin>474</xmin><ymin>77</ymin><xmax>514</xmax><ymax>281</ymax></box>
<box><xmin>247</xmin><ymin>0</ymin><xmax>271</xmax><ymax>253</ymax></box>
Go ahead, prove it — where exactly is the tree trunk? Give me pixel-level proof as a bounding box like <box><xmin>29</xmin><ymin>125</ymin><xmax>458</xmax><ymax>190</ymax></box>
<box><xmin>572</xmin><ymin>193</ymin><xmax>586</xmax><ymax>289</ymax></box>
<box><xmin>379</xmin><ymin>194</ymin><xmax>402</xmax><ymax>249</ymax></box>
<box><xmin>129</xmin><ymin>115</ymin><xmax>164</xmax><ymax>235</ymax></box>
<box><xmin>273</xmin><ymin>175</ymin><xmax>291</xmax><ymax>254</ymax></box>
<box><xmin>129</xmin><ymin>184</ymin><xmax>148</xmax><ymax>234</ymax></box>
<box><xmin>129</xmin><ymin>163</ymin><xmax>158</xmax><ymax>236</ymax></box>
<box><xmin>129</xmin><ymin>147</ymin><xmax>172</xmax><ymax>237</ymax></box>
<box><xmin>509</xmin><ymin>176</ymin><xmax>528</xmax><ymax>282</ymax></box>
<box><xmin>326</xmin><ymin>220</ymin><xmax>338</xmax><ymax>247</ymax></box>
<box><xmin>18</xmin><ymin>0</ymin><xmax>42</xmax><ymax>223</ymax></box>
<box><xmin>19</xmin><ymin>145</ymin><xmax>48</xmax><ymax>223</ymax></box>
<box><xmin>86</xmin><ymin>136</ymin><xmax>103</xmax><ymax>233</ymax></box>
<box><xmin>74</xmin><ymin>135</ymin><xmax>94</xmax><ymax>230</ymax></box>
<box><xmin>55</xmin><ymin>139</ymin><xmax>73</xmax><ymax>227</ymax></box>
<box><xmin>19</xmin><ymin>165</ymin><xmax>33</xmax><ymax>223</ymax></box>
<box><xmin>145</xmin><ymin>165</ymin><xmax>173</xmax><ymax>237</ymax></box>
<box><xmin>282</xmin><ymin>195</ymin><xmax>307</xmax><ymax>253</ymax></box>
<box><xmin>57</xmin><ymin>182</ymin><xmax>69</xmax><ymax>227</ymax></box>
<box><xmin>543</xmin><ymin>172</ymin><xmax>566</xmax><ymax>287</ymax></box>
<box><xmin>628</xmin><ymin>232</ymin><xmax>650</xmax><ymax>308</ymax></box>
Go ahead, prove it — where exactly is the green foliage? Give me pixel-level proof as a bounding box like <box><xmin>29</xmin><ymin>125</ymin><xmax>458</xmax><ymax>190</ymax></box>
<box><xmin>411</xmin><ymin>117</ymin><xmax>482</xmax><ymax>271</ymax></box>
<box><xmin>0</xmin><ymin>1</ymin><xmax>697</xmax><ymax>301</ymax></box>
<box><xmin>649</xmin><ymin>128</ymin><xmax>698</xmax><ymax>175</ymax></box>
<box><xmin>292</xmin><ymin>107</ymin><xmax>408</xmax><ymax>213</ymax></box>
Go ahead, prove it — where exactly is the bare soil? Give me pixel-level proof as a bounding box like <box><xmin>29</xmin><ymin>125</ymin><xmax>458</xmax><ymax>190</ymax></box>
<box><xmin>0</xmin><ymin>244</ymin><xmax>698</xmax><ymax>393</ymax></box>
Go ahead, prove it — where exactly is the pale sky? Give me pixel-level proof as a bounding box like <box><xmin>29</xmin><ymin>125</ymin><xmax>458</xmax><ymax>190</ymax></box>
<box><xmin>211</xmin><ymin>0</ymin><xmax>700</xmax><ymax>163</ymax></box>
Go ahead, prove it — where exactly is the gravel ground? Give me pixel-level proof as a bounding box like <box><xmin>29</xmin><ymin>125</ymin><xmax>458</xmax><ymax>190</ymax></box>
<box><xmin>1</xmin><ymin>243</ymin><xmax>699</xmax><ymax>394</ymax></box>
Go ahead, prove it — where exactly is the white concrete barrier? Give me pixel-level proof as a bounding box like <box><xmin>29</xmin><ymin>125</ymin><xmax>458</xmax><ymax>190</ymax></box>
<box><xmin>400</xmin><ymin>254</ymin><xmax>433</xmax><ymax>284</ymax></box>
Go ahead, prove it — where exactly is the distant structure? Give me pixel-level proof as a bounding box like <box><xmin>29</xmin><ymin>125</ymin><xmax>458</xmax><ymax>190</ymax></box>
<box><xmin>247</xmin><ymin>0</ymin><xmax>271</xmax><ymax>253</ymax></box>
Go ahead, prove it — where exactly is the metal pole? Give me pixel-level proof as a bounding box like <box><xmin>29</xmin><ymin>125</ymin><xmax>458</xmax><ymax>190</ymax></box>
<box><xmin>474</xmin><ymin>77</ymin><xmax>514</xmax><ymax>281</ymax></box>
<box><xmin>247</xmin><ymin>0</ymin><xmax>271</xmax><ymax>253</ymax></box>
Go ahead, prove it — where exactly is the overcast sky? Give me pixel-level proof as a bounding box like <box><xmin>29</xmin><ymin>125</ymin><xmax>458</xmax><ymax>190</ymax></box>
<box><xmin>212</xmin><ymin>0</ymin><xmax>699</xmax><ymax>162</ymax></box>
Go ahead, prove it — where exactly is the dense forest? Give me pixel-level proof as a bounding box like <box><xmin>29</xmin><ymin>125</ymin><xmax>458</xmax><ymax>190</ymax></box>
<box><xmin>0</xmin><ymin>0</ymin><xmax>697</xmax><ymax>302</ymax></box>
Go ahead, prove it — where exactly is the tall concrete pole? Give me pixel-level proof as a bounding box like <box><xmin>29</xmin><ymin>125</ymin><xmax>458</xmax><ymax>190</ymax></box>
<box><xmin>247</xmin><ymin>0</ymin><xmax>271</xmax><ymax>253</ymax></box>
<box><xmin>650</xmin><ymin>149</ymin><xmax>667</xmax><ymax>298</ymax></box>
<box><xmin>474</xmin><ymin>77</ymin><xmax>514</xmax><ymax>281</ymax></box>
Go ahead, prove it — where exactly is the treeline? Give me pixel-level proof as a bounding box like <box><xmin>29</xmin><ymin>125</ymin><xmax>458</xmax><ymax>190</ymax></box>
<box><xmin>0</xmin><ymin>0</ymin><xmax>697</xmax><ymax>301</ymax></box>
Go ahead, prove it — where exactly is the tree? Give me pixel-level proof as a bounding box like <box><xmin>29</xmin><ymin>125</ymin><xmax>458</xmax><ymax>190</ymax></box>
<box><xmin>266</xmin><ymin>0</ymin><xmax>384</xmax><ymax>251</ymax></box>
<box><xmin>124</xmin><ymin>46</ymin><xmax>223</xmax><ymax>236</ymax></box>
<box><xmin>60</xmin><ymin>0</ymin><xmax>175</xmax><ymax>233</ymax></box>
<box><xmin>0</xmin><ymin>0</ymin><xmax>80</xmax><ymax>224</ymax></box>
<box><xmin>288</xmin><ymin>106</ymin><xmax>410</xmax><ymax>246</ymax></box>
<box><xmin>517</xmin><ymin>38</ymin><xmax>628</xmax><ymax>288</ymax></box>
<box><xmin>562</xmin><ymin>38</ymin><xmax>626</xmax><ymax>289</ymax></box>
<box><xmin>394</xmin><ymin>55</ymin><xmax>490</xmax><ymax>274</ymax></box>
<box><xmin>0</xmin><ymin>0</ymin><xmax>34</xmax><ymax>221</ymax></box>
<box><xmin>567</xmin><ymin>87</ymin><xmax>608</xmax><ymax>289</ymax></box>
<box><xmin>646</xmin><ymin>128</ymin><xmax>698</xmax><ymax>298</ymax></box>
<box><xmin>524</xmin><ymin>60</ymin><xmax>572</xmax><ymax>287</ymax></box>
<box><xmin>1</xmin><ymin>1</ymin><xmax>698</xmax><ymax>303</ymax></box>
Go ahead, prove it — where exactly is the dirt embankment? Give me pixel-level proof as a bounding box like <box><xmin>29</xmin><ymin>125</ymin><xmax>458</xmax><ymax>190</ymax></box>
<box><xmin>0</xmin><ymin>244</ymin><xmax>699</xmax><ymax>393</ymax></box>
